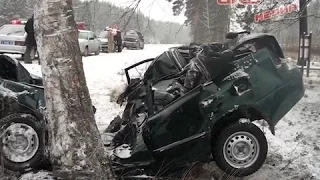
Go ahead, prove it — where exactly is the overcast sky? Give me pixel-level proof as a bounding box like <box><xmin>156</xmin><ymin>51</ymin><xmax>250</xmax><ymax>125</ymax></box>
<box><xmin>103</xmin><ymin>0</ymin><xmax>186</xmax><ymax>24</ymax></box>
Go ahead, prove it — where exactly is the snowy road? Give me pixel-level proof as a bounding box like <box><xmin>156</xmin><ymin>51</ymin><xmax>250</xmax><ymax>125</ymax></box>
<box><xmin>7</xmin><ymin>45</ymin><xmax>320</xmax><ymax>180</ymax></box>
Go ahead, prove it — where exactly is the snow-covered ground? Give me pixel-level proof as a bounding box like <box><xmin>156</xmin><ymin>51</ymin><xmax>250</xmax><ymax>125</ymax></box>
<box><xmin>6</xmin><ymin>44</ymin><xmax>320</xmax><ymax>180</ymax></box>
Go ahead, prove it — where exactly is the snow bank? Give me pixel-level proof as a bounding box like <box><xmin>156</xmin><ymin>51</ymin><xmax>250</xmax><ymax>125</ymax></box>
<box><xmin>19</xmin><ymin>171</ymin><xmax>54</xmax><ymax>180</ymax></box>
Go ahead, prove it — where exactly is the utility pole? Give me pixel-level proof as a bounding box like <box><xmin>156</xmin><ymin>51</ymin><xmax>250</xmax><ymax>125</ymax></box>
<box><xmin>298</xmin><ymin>0</ymin><xmax>308</xmax><ymax>66</ymax></box>
<box><xmin>299</xmin><ymin>0</ymin><xmax>308</xmax><ymax>36</ymax></box>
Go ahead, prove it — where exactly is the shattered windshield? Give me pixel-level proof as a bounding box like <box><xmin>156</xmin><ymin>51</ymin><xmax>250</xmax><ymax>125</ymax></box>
<box><xmin>0</xmin><ymin>25</ymin><xmax>25</xmax><ymax>36</ymax></box>
<box><xmin>144</xmin><ymin>52</ymin><xmax>178</xmax><ymax>81</ymax></box>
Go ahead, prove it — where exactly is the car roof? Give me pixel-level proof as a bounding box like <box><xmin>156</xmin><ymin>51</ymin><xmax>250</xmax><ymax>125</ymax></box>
<box><xmin>78</xmin><ymin>30</ymin><xmax>92</xmax><ymax>33</ymax></box>
<box><xmin>1</xmin><ymin>24</ymin><xmax>25</xmax><ymax>28</ymax></box>
<box><xmin>126</xmin><ymin>29</ymin><xmax>140</xmax><ymax>33</ymax></box>
<box><xmin>237</xmin><ymin>33</ymin><xmax>273</xmax><ymax>44</ymax></box>
<box><xmin>0</xmin><ymin>24</ymin><xmax>26</xmax><ymax>36</ymax></box>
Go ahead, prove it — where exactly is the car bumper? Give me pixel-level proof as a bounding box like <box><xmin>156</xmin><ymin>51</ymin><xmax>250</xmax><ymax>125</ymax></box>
<box><xmin>101</xmin><ymin>44</ymin><xmax>108</xmax><ymax>52</ymax></box>
<box><xmin>0</xmin><ymin>45</ymin><xmax>25</xmax><ymax>54</ymax></box>
<box><xmin>123</xmin><ymin>41</ymin><xmax>138</xmax><ymax>47</ymax></box>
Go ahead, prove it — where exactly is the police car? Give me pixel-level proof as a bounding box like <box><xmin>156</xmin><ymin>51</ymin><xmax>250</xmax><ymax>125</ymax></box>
<box><xmin>0</xmin><ymin>19</ymin><xmax>27</xmax><ymax>57</ymax></box>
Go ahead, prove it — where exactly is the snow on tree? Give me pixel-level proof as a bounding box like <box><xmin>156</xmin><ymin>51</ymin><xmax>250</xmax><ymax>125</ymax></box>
<box><xmin>0</xmin><ymin>0</ymin><xmax>35</xmax><ymax>26</ymax></box>
<box><xmin>168</xmin><ymin>0</ymin><xmax>230</xmax><ymax>43</ymax></box>
<box><xmin>33</xmin><ymin>0</ymin><xmax>114</xmax><ymax>179</ymax></box>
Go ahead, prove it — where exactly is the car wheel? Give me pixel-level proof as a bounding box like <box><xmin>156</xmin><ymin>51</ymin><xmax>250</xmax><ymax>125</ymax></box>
<box><xmin>84</xmin><ymin>46</ymin><xmax>89</xmax><ymax>57</ymax></box>
<box><xmin>213</xmin><ymin>122</ymin><xmax>267</xmax><ymax>177</ymax></box>
<box><xmin>141</xmin><ymin>43</ymin><xmax>144</xmax><ymax>50</ymax></box>
<box><xmin>95</xmin><ymin>47</ymin><xmax>100</xmax><ymax>55</ymax></box>
<box><xmin>0</xmin><ymin>113</ymin><xmax>46</xmax><ymax>172</ymax></box>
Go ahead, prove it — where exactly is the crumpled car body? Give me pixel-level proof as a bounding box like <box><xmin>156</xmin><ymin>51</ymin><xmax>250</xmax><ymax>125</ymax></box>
<box><xmin>0</xmin><ymin>56</ymin><xmax>47</xmax><ymax>172</ymax></box>
<box><xmin>106</xmin><ymin>33</ymin><xmax>304</xmax><ymax>178</ymax></box>
<box><xmin>0</xmin><ymin>55</ymin><xmax>46</xmax><ymax>116</ymax></box>
<box><xmin>0</xmin><ymin>55</ymin><xmax>96</xmax><ymax>172</ymax></box>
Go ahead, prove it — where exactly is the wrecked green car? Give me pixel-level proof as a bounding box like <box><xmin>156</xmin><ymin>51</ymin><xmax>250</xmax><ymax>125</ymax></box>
<box><xmin>105</xmin><ymin>32</ymin><xmax>305</xmax><ymax>178</ymax></box>
<box><xmin>0</xmin><ymin>55</ymin><xmax>96</xmax><ymax>173</ymax></box>
<box><xmin>0</xmin><ymin>55</ymin><xmax>48</xmax><ymax>172</ymax></box>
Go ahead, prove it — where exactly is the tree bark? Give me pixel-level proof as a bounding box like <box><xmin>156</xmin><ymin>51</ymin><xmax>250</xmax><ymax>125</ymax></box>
<box><xmin>34</xmin><ymin>0</ymin><xmax>114</xmax><ymax>179</ymax></box>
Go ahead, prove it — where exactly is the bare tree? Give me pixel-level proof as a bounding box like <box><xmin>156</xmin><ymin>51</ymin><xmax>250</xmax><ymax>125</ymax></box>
<box><xmin>34</xmin><ymin>0</ymin><xmax>114</xmax><ymax>179</ymax></box>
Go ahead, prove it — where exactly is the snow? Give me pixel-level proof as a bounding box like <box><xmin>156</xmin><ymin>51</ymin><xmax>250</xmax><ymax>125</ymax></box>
<box><xmin>19</xmin><ymin>171</ymin><xmax>54</xmax><ymax>180</ymax></box>
<box><xmin>0</xmin><ymin>85</ymin><xmax>30</xmax><ymax>99</ymax></box>
<box><xmin>7</xmin><ymin>45</ymin><xmax>320</xmax><ymax>179</ymax></box>
<box><xmin>113</xmin><ymin>144</ymin><xmax>132</xmax><ymax>159</ymax></box>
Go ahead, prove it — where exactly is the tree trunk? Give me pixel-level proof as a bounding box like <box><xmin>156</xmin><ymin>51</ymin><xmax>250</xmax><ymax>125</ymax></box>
<box><xmin>34</xmin><ymin>0</ymin><xmax>114</xmax><ymax>179</ymax></box>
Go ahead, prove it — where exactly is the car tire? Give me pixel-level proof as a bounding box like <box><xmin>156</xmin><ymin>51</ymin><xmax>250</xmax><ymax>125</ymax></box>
<box><xmin>141</xmin><ymin>43</ymin><xmax>144</xmax><ymax>50</ymax></box>
<box><xmin>95</xmin><ymin>47</ymin><xmax>100</xmax><ymax>55</ymax></box>
<box><xmin>0</xmin><ymin>113</ymin><xmax>47</xmax><ymax>172</ymax></box>
<box><xmin>213</xmin><ymin>122</ymin><xmax>267</xmax><ymax>177</ymax></box>
<box><xmin>84</xmin><ymin>46</ymin><xmax>89</xmax><ymax>57</ymax></box>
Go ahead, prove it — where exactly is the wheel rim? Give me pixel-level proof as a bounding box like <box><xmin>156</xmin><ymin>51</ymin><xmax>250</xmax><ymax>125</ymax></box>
<box><xmin>2</xmin><ymin>123</ymin><xmax>39</xmax><ymax>163</ymax></box>
<box><xmin>223</xmin><ymin>131</ymin><xmax>260</xmax><ymax>168</ymax></box>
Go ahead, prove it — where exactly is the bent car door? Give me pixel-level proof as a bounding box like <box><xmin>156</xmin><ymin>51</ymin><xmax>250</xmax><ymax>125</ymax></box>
<box><xmin>144</xmin><ymin>86</ymin><xmax>212</xmax><ymax>162</ymax></box>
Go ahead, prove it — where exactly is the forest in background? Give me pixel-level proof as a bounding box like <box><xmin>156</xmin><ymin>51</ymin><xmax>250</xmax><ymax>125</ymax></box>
<box><xmin>0</xmin><ymin>0</ymin><xmax>191</xmax><ymax>44</ymax></box>
<box><xmin>168</xmin><ymin>0</ymin><xmax>320</xmax><ymax>56</ymax></box>
<box><xmin>1</xmin><ymin>0</ymin><xmax>319</xmax><ymax>55</ymax></box>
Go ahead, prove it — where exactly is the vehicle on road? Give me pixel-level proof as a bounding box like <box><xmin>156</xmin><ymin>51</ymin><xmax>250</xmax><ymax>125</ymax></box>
<box><xmin>122</xmin><ymin>30</ymin><xmax>144</xmax><ymax>50</ymax></box>
<box><xmin>0</xmin><ymin>55</ymin><xmax>96</xmax><ymax>172</ymax></box>
<box><xmin>104</xmin><ymin>32</ymin><xmax>305</xmax><ymax>178</ymax></box>
<box><xmin>0</xmin><ymin>21</ymin><xmax>26</xmax><ymax>57</ymax></box>
<box><xmin>0</xmin><ymin>19</ymin><xmax>39</xmax><ymax>60</ymax></box>
<box><xmin>98</xmin><ymin>29</ymin><xmax>123</xmax><ymax>53</ymax></box>
<box><xmin>78</xmin><ymin>30</ymin><xmax>102</xmax><ymax>56</ymax></box>
<box><xmin>98</xmin><ymin>31</ymin><xmax>109</xmax><ymax>53</ymax></box>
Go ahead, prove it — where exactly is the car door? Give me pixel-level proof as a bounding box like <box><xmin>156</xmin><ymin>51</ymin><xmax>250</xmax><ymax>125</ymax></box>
<box><xmin>145</xmin><ymin>86</ymin><xmax>207</xmax><ymax>149</ymax></box>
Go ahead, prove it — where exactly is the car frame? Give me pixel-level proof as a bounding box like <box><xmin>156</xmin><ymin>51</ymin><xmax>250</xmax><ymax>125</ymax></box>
<box><xmin>104</xmin><ymin>32</ymin><xmax>304</xmax><ymax>178</ymax></box>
